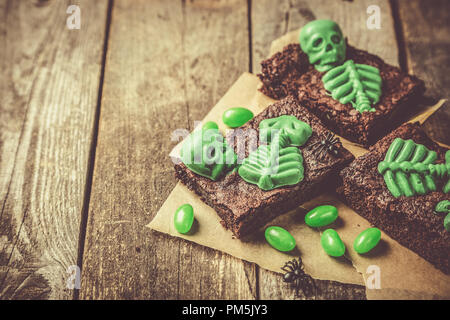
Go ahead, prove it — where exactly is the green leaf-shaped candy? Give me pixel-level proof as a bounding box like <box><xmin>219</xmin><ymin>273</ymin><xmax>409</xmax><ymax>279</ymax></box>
<box><xmin>445</xmin><ymin>213</ymin><xmax>450</xmax><ymax>232</ymax></box>
<box><xmin>322</xmin><ymin>60</ymin><xmax>382</xmax><ymax>113</ymax></box>
<box><xmin>377</xmin><ymin>138</ymin><xmax>450</xmax><ymax>198</ymax></box>
<box><xmin>435</xmin><ymin>200</ymin><xmax>450</xmax><ymax>232</ymax></box>
<box><xmin>238</xmin><ymin>144</ymin><xmax>304</xmax><ymax>191</ymax></box>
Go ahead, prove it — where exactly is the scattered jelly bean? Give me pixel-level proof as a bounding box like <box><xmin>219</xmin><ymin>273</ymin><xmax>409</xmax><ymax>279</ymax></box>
<box><xmin>265</xmin><ymin>226</ymin><xmax>296</xmax><ymax>252</ymax></box>
<box><xmin>305</xmin><ymin>205</ymin><xmax>338</xmax><ymax>227</ymax></box>
<box><xmin>321</xmin><ymin>229</ymin><xmax>345</xmax><ymax>257</ymax></box>
<box><xmin>202</xmin><ymin>121</ymin><xmax>219</xmax><ymax>131</ymax></box>
<box><xmin>222</xmin><ymin>107</ymin><xmax>254</xmax><ymax>128</ymax></box>
<box><xmin>353</xmin><ymin>227</ymin><xmax>381</xmax><ymax>254</ymax></box>
<box><xmin>174</xmin><ymin>204</ymin><xmax>194</xmax><ymax>234</ymax></box>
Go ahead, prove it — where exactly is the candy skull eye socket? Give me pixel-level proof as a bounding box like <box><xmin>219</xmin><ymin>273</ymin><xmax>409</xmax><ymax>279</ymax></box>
<box><xmin>312</xmin><ymin>38</ymin><xmax>323</xmax><ymax>48</ymax></box>
<box><xmin>331</xmin><ymin>35</ymin><xmax>341</xmax><ymax>44</ymax></box>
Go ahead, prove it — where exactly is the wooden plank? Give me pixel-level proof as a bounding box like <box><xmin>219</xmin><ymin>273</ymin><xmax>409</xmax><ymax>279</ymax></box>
<box><xmin>396</xmin><ymin>0</ymin><xmax>450</xmax><ymax>145</ymax></box>
<box><xmin>258</xmin><ymin>274</ymin><xmax>366</xmax><ymax>300</ymax></box>
<box><xmin>0</xmin><ymin>0</ymin><xmax>108</xmax><ymax>299</ymax></box>
<box><xmin>251</xmin><ymin>0</ymin><xmax>397</xmax><ymax>299</ymax></box>
<box><xmin>80</xmin><ymin>0</ymin><xmax>256</xmax><ymax>299</ymax></box>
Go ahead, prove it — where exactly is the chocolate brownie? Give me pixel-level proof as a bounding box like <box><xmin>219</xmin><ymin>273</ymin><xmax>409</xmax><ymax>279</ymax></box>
<box><xmin>258</xmin><ymin>43</ymin><xmax>425</xmax><ymax>146</ymax></box>
<box><xmin>337</xmin><ymin>123</ymin><xmax>449</xmax><ymax>274</ymax></box>
<box><xmin>175</xmin><ymin>96</ymin><xmax>354</xmax><ymax>238</ymax></box>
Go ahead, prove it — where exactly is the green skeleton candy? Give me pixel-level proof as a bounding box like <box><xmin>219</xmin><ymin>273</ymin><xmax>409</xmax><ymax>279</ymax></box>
<box><xmin>238</xmin><ymin>144</ymin><xmax>305</xmax><ymax>191</ymax></box>
<box><xmin>299</xmin><ymin>20</ymin><xmax>346</xmax><ymax>72</ymax></box>
<box><xmin>300</xmin><ymin>20</ymin><xmax>382</xmax><ymax>113</ymax></box>
<box><xmin>322</xmin><ymin>60</ymin><xmax>381</xmax><ymax>113</ymax></box>
<box><xmin>259</xmin><ymin>115</ymin><xmax>312</xmax><ymax>148</ymax></box>
<box><xmin>181</xmin><ymin>127</ymin><xmax>237</xmax><ymax>181</ymax></box>
<box><xmin>378</xmin><ymin>138</ymin><xmax>450</xmax><ymax>197</ymax></box>
<box><xmin>238</xmin><ymin>116</ymin><xmax>312</xmax><ymax>191</ymax></box>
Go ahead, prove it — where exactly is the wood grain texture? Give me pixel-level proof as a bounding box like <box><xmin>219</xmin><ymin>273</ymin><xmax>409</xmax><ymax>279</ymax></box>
<box><xmin>3</xmin><ymin>0</ymin><xmax>448</xmax><ymax>300</ymax></box>
<box><xmin>396</xmin><ymin>0</ymin><xmax>450</xmax><ymax>145</ymax></box>
<box><xmin>80</xmin><ymin>0</ymin><xmax>257</xmax><ymax>299</ymax></box>
<box><xmin>252</xmin><ymin>0</ymin><xmax>398</xmax><ymax>300</ymax></box>
<box><xmin>0</xmin><ymin>0</ymin><xmax>108</xmax><ymax>299</ymax></box>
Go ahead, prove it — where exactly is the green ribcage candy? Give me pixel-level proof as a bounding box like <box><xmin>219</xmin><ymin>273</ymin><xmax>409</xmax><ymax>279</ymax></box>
<box><xmin>238</xmin><ymin>144</ymin><xmax>304</xmax><ymax>191</ymax></box>
<box><xmin>322</xmin><ymin>60</ymin><xmax>381</xmax><ymax>113</ymax></box>
<box><xmin>378</xmin><ymin>138</ymin><xmax>450</xmax><ymax>197</ymax></box>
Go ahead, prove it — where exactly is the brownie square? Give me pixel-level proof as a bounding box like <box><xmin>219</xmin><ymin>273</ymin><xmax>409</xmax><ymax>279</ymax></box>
<box><xmin>258</xmin><ymin>43</ymin><xmax>425</xmax><ymax>146</ymax></box>
<box><xmin>337</xmin><ymin>122</ymin><xmax>449</xmax><ymax>274</ymax></box>
<box><xmin>175</xmin><ymin>96</ymin><xmax>354</xmax><ymax>239</ymax></box>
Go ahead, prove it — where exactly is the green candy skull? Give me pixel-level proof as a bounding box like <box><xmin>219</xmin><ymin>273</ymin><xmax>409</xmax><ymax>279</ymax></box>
<box><xmin>299</xmin><ymin>20</ymin><xmax>346</xmax><ymax>72</ymax></box>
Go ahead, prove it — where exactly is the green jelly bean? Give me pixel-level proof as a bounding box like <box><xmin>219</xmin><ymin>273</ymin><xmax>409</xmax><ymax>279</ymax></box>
<box><xmin>353</xmin><ymin>228</ymin><xmax>381</xmax><ymax>254</ymax></box>
<box><xmin>202</xmin><ymin>121</ymin><xmax>219</xmax><ymax>131</ymax></box>
<box><xmin>222</xmin><ymin>107</ymin><xmax>254</xmax><ymax>128</ymax></box>
<box><xmin>305</xmin><ymin>205</ymin><xmax>338</xmax><ymax>227</ymax></box>
<box><xmin>265</xmin><ymin>226</ymin><xmax>296</xmax><ymax>252</ymax></box>
<box><xmin>174</xmin><ymin>204</ymin><xmax>194</xmax><ymax>234</ymax></box>
<box><xmin>321</xmin><ymin>229</ymin><xmax>345</xmax><ymax>257</ymax></box>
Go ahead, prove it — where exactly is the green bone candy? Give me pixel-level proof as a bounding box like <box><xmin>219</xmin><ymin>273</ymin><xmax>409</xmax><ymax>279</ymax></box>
<box><xmin>322</xmin><ymin>60</ymin><xmax>381</xmax><ymax>113</ymax></box>
<box><xmin>435</xmin><ymin>200</ymin><xmax>450</xmax><ymax>232</ymax></box>
<box><xmin>174</xmin><ymin>204</ymin><xmax>194</xmax><ymax>234</ymax></box>
<box><xmin>238</xmin><ymin>145</ymin><xmax>304</xmax><ymax>190</ymax></box>
<box><xmin>445</xmin><ymin>214</ymin><xmax>450</xmax><ymax>232</ymax></box>
<box><xmin>378</xmin><ymin>139</ymin><xmax>450</xmax><ymax>197</ymax></box>
<box><xmin>265</xmin><ymin>226</ymin><xmax>296</xmax><ymax>252</ymax></box>
<box><xmin>237</xmin><ymin>115</ymin><xmax>311</xmax><ymax>191</ymax></box>
<box><xmin>435</xmin><ymin>200</ymin><xmax>450</xmax><ymax>214</ymax></box>
<box><xmin>222</xmin><ymin>107</ymin><xmax>254</xmax><ymax>128</ymax></box>
<box><xmin>353</xmin><ymin>228</ymin><xmax>381</xmax><ymax>254</ymax></box>
<box><xmin>378</xmin><ymin>138</ymin><xmax>450</xmax><ymax>198</ymax></box>
<box><xmin>321</xmin><ymin>229</ymin><xmax>345</xmax><ymax>257</ymax></box>
<box><xmin>305</xmin><ymin>205</ymin><xmax>338</xmax><ymax>227</ymax></box>
<box><xmin>444</xmin><ymin>151</ymin><xmax>450</xmax><ymax>194</ymax></box>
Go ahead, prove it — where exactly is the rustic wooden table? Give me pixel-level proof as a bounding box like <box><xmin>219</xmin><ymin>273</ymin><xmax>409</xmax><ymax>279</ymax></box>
<box><xmin>1</xmin><ymin>0</ymin><xmax>449</xmax><ymax>300</ymax></box>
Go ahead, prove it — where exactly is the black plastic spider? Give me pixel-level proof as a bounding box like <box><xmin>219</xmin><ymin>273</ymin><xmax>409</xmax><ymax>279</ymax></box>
<box><xmin>281</xmin><ymin>258</ymin><xmax>316</xmax><ymax>297</ymax></box>
<box><xmin>307</xmin><ymin>132</ymin><xmax>340</xmax><ymax>160</ymax></box>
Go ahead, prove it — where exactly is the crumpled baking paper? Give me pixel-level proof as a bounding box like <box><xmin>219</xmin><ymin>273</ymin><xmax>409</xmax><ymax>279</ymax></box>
<box><xmin>148</xmin><ymin>29</ymin><xmax>450</xmax><ymax>300</ymax></box>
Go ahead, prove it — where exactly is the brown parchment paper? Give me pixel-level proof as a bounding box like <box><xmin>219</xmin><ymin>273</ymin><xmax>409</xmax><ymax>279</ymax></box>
<box><xmin>148</xmin><ymin>72</ymin><xmax>449</xmax><ymax>299</ymax></box>
<box><xmin>148</xmin><ymin>30</ymin><xmax>450</xmax><ymax>299</ymax></box>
